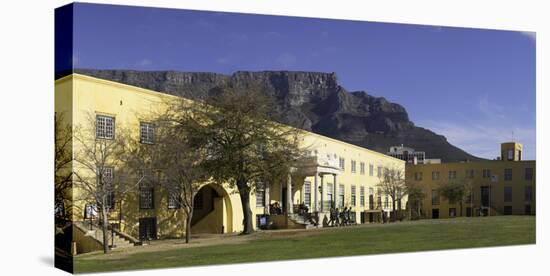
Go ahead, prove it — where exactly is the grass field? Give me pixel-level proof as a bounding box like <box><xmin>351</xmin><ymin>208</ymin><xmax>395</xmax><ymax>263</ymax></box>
<box><xmin>73</xmin><ymin>216</ymin><xmax>535</xmax><ymax>273</ymax></box>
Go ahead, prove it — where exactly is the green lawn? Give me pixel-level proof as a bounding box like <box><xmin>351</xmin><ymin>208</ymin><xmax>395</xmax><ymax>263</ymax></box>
<box><xmin>74</xmin><ymin>216</ymin><xmax>535</xmax><ymax>273</ymax></box>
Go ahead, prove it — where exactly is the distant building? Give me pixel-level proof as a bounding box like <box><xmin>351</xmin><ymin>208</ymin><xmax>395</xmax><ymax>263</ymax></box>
<box><xmin>387</xmin><ymin>145</ymin><xmax>441</xmax><ymax>164</ymax></box>
<box><xmin>406</xmin><ymin>142</ymin><xmax>535</xmax><ymax>219</ymax></box>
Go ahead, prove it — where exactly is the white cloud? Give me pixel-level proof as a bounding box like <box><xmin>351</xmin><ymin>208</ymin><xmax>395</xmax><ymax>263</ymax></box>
<box><xmin>418</xmin><ymin>94</ymin><xmax>535</xmax><ymax>160</ymax></box>
<box><xmin>418</xmin><ymin>119</ymin><xmax>535</xmax><ymax>160</ymax></box>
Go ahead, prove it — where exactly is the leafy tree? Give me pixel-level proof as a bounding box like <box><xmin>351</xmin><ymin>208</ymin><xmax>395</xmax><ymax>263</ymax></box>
<box><xmin>160</xmin><ymin>85</ymin><xmax>303</xmax><ymax>234</ymax></box>
<box><xmin>405</xmin><ymin>180</ymin><xmax>426</xmax><ymax>220</ymax></box>
<box><xmin>438</xmin><ymin>177</ymin><xmax>473</xmax><ymax>216</ymax></box>
<box><xmin>377</xmin><ymin>167</ymin><xmax>408</xmax><ymax>221</ymax></box>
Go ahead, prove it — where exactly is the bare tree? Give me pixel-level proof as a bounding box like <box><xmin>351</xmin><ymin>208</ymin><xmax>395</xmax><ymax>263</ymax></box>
<box><xmin>159</xmin><ymin>84</ymin><xmax>304</xmax><ymax>234</ymax></box>
<box><xmin>131</xmin><ymin>120</ymin><xmax>209</xmax><ymax>243</ymax></box>
<box><xmin>72</xmin><ymin>113</ymin><xmax>143</xmax><ymax>254</ymax></box>
<box><xmin>377</xmin><ymin>167</ymin><xmax>408</xmax><ymax>222</ymax></box>
<box><xmin>438</xmin><ymin>177</ymin><xmax>473</xmax><ymax>217</ymax></box>
<box><xmin>55</xmin><ymin>112</ymin><xmax>73</xmax><ymax>224</ymax></box>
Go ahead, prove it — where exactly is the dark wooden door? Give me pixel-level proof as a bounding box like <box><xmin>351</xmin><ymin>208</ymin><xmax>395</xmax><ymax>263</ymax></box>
<box><xmin>139</xmin><ymin>217</ymin><xmax>157</xmax><ymax>240</ymax></box>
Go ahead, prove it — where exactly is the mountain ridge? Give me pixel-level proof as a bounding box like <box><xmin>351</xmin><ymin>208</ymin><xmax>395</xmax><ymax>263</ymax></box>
<box><xmin>73</xmin><ymin>68</ymin><xmax>482</xmax><ymax>162</ymax></box>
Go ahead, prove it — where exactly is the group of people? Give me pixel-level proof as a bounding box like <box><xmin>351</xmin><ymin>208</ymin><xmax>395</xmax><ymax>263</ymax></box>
<box><xmin>269</xmin><ymin>202</ymin><xmax>283</xmax><ymax>215</ymax></box>
<box><xmin>327</xmin><ymin>207</ymin><xmax>354</xmax><ymax>227</ymax></box>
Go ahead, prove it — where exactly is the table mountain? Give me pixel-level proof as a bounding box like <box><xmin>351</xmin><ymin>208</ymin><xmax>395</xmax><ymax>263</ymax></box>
<box><xmin>73</xmin><ymin>69</ymin><xmax>481</xmax><ymax>162</ymax></box>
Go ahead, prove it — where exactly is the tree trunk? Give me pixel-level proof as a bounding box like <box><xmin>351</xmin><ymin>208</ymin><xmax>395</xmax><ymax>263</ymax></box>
<box><xmin>100</xmin><ymin>205</ymin><xmax>110</xmax><ymax>254</ymax></box>
<box><xmin>237</xmin><ymin>179</ymin><xmax>253</xmax><ymax>234</ymax></box>
<box><xmin>185</xmin><ymin>214</ymin><xmax>192</xmax><ymax>244</ymax></box>
<box><xmin>391</xmin><ymin>200</ymin><xmax>396</xmax><ymax>222</ymax></box>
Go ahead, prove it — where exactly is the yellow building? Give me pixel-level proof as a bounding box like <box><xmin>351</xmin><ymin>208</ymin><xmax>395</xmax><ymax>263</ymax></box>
<box><xmin>406</xmin><ymin>142</ymin><xmax>535</xmax><ymax>219</ymax></box>
<box><xmin>55</xmin><ymin>74</ymin><xmax>405</xmax><ymax>253</ymax></box>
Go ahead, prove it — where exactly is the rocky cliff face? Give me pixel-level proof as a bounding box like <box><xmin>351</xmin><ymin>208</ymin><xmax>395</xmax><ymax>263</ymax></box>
<box><xmin>74</xmin><ymin>69</ymin><xmax>481</xmax><ymax>162</ymax></box>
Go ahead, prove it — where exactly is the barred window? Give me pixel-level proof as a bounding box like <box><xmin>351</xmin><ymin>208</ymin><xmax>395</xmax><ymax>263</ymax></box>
<box><xmin>140</xmin><ymin>122</ymin><xmax>155</xmax><ymax>144</ymax></box>
<box><xmin>360</xmin><ymin>186</ymin><xmax>365</xmax><ymax>207</ymax></box>
<box><xmin>96</xmin><ymin>115</ymin><xmax>115</xmax><ymax>139</ymax></box>
<box><xmin>351</xmin><ymin>185</ymin><xmax>356</xmax><ymax>207</ymax></box>
<box><xmin>504</xmin><ymin>169</ymin><xmax>513</xmax><ymax>181</ymax></box>
<box><xmin>98</xmin><ymin>166</ymin><xmax>114</xmax><ymax>209</ymax></box>
<box><xmin>168</xmin><ymin>190</ymin><xmax>181</xmax><ymax>209</ymax></box>
<box><xmin>304</xmin><ymin>181</ymin><xmax>311</xmax><ymax>207</ymax></box>
<box><xmin>448</xmin><ymin>170</ymin><xmax>457</xmax><ymax>179</ymax></box>
<box><xmin>256</xmin><ymin>182</ymin><xmax>265</xmax><ymax>207</ymax></box>
<box><xmin>140</xmin><ymin>188</ymin><xmax>154</xmax><ymax>209</ymax></box>
<box><xmin>525</xmin><ymin>168</ymin><xmax>534</xmax><ymax>180</ymax></box>
<box><xmin>360</xmin><ymin>162</ymin><xmax>365</xmax><ymax>175</ymax></box>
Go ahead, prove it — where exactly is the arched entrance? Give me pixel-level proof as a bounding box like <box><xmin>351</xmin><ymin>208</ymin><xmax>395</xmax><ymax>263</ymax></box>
<box><xmin>191</xmin><ymin>184</ymin><xmax>233</xmax><ymax>234</ymax></box>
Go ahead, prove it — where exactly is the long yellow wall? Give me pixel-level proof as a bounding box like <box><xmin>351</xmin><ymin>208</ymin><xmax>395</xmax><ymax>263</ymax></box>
<box><xmin>55</xmin><ymin>73</ymin><xmax>405</xmax><ymax>243</ymax></box>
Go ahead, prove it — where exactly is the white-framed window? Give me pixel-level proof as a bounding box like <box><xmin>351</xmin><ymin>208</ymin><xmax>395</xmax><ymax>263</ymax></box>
<box><xmin>338</xmin><ymin>184</ymin><xmax>345</xmax><ymax>208</ymax></box>
<box><xmin>140</xmin><ymin>187</ymin><xmax>154</xmax><ymax>209</ymax></box>
<box><xmin>360</xmin><ymin>162</ymin><xmax>365</xmax><ymax>175</ymax></box>
<box><xmin>507</xmin><ymin>149</ymin><xmax>514</xmax><ymax>161</ymax></box>
<box><xmin>256</xmin><ymin>182</ymin><xmax>265</xmax><ymax>207</ymax></box>
<box><xmin>351</xmin><ymin>160</ymin><xmax>356</xmax><ymax>173</ymax></box>
<box><xmin>351</xmin><ymin>185</ymin><xmax>357</xmax><ymax>207</ymax></box>
<box><xmin>339</xmin><ymin>158</ymin><xmax>345</xmax><ymax>170</ymax></box>
<box><xmin>140</xmin><ymin>122</ymin><xmax>155</xmax><ymax>144</ymax></box>
<box><xmin>304</xmin><ymin>181</ymin><xmax>311</xmax><ymax>207</ymax></box>
<box><xmin>369</xmin><ymin>187</ymin><xmax>374</xmax><ymax>209</ymax></box>
<box><xmin>167</xmin><ymin>190</ymin><xmax>181</xmax><ymax>209</ymax></box>
<box><xmin>360</xmin><ymin>186</ymin><xmax>365</xmax><ymax>207</ymax></box>
<box><xmin>96</xmin><ymin>115</ymin><xmax>115</xmax><ymax>139</ymax></box>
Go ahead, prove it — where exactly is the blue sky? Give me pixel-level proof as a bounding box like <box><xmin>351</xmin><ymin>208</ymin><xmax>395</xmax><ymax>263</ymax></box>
<box><xmin>70</xmin><ymin>3</ymin><xmax>536</xmax><ymax>160</ymax></box>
